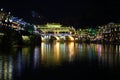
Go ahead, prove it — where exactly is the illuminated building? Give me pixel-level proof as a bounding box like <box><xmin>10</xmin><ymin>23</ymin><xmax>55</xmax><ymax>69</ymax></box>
<box><xmin>0</xmin><ymin>11</ymin><xmax>5</xmax><ymax>21</ymax></box>
<box><xmin>102</xmin><ymin>22</ymin><xmax>120</xmax><ymax>43</ymax></box>
<box><xmin>36</xmin><ymin>23</ymin><xmax>75</xmax><ymax>41</ymax></box>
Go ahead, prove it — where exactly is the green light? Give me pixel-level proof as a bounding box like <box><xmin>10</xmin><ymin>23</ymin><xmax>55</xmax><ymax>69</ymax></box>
<box><xmin>28</xmin><ymin>29</ymin><xmax>33</xmax><ymax>34</ymax></box>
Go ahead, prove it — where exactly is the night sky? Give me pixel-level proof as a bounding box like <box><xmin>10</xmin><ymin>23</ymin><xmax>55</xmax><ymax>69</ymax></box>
<box><xmin>1</xmin><ymin>0</ymin><xmax>120</xmax><ymax>28</ymax></box>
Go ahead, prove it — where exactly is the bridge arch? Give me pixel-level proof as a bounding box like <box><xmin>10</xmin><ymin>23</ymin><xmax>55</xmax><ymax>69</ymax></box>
<box><xmin>41</xmin><ymin>36</ymin><xmax>45</xmax><ymax>42</ymax></box>
<box><xmin>50</xmin><ymin>36</ymin><xmax>60</xmax><ymax>41</ymax></box>
<box><xmin>65</xmin><ymin>35</ymin><xmax>74</xmax><ymax>41</ymax></box>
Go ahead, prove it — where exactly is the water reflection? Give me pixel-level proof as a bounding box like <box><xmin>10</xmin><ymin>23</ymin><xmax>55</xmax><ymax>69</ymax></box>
<box><xmin>0</xmin><ymin>55</ymin><xmax>13</xmax><ymax>80</ymax></box>
<box><xmin>0</xmin><ymin>43</ymin><xmax>120</xmax><ymax>79</ymax></box>
<box><xmin>20</xmin><ymin>43</ymin><xmax>120</xmax><ymax>68</ymax></box>
<box><xmin>96</xmin><ymin>44</ymin><xmax>102</xmax><ymax>64</ymax></box>
<box><xmin>87</xmin><ymin>44</ymin><xmax>93</xmax><ymax>63</ymax></box>
<box><xmin>67</xmin><ymin>42</ymin><xmax>75</xmax><ymax>62</ymax></box>
<box><xmin>41</xmin><ymin>42</ymin><xmax>77</xmax><ymax>65</ymax></box>
<box><xmin>33</xmin><ymin>46</ymin><xmax>40</xmax><ymax>69</ymax></box>
<box><xmin>17</xmin><ymin>48</ymin><xmax>22</xmax><ymax>77</ymax></box>
<box><xmin>53</xmin><ymin>42</ymin><xmax>60</xmax><ymax>63</ymax></box>
<box><xmin>101</xmin><ymin>45</ymin><xmax>120</xmax><ymax>68</ymax></box>
<box><xmin>41</xmin><ymin>42</ymin><xmax>61</xmax><ymax>66</ymax></box>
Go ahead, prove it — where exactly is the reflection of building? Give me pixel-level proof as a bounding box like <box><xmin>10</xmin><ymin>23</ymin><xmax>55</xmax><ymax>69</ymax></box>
<box><xmin>67</xmin><ymin>42</ymin><xmax>75</xmax><ymax>62</ymax></box>
<box><xmin>0</xmin><ymin>57</ymin><xmax>13</xmax><ymax>80</ymax></box>
<box><xmin>41</xmin><ymin>42</ymin><xmax>60</xmax><ymax>66</ymax></box>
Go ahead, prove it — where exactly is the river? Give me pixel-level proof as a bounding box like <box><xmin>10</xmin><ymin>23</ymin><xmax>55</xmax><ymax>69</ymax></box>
<box><xmin>0</xmin><ymin>42</ymin><xmax>120</xmax><ymax>80</ymax></box>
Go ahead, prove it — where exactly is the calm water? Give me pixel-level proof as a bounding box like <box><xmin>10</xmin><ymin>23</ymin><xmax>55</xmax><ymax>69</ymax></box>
<box><xmin>0</xmin><ymin>42</ymin><xmax>120</xmax><ymax>80</ymax></box>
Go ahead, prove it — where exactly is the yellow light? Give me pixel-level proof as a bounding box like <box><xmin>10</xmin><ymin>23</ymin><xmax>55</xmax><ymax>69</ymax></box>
<box><xmin>12</xmin><ymin>26</ymin><xmax>17</xmax><ymax>28</ymax></box>
<box><xmin>0</xmin><ymin>33</ymin><xmax>4</xmax><ymax>35</ymax></box>
<box><xmin>46</xmin><ymin>23</ymin><xmax>62</xmax><ymax>28</ymax></box>
<box><xmin>67</xmin><ymin>36</ymin><xmax>74</xmax><ymax>41</ymax></box>
<box><xmin>55</xmin><ymin>36</ymin><xmax>60</xmax><ymax>41</ymax></box>
<box><xmin>22</xmin><ymin>36</ymin><xmax>30</xmax><ymax>41</ymax></box>
<box><xmin>41</xmin><ymin>36</ymin><xmax>45</xmax><ymax>42</ymax></box>
<box><xmin>41</xmin><ymin>42</ymin><xmax>44</xmax><ymax>62</ymax></box>
<box><xmin>54</xmin><ymin>42</ymin><xmax>60</xmax><ymax>63</ymax></box>
<box><xmin>51</xmin><ymin>36</ymin><xmax>60</xmax><ymax>41</ymax></box>
<box><xmin>68</xmin><ymin>42</ymin><xmax>74</xmax><ymax>62</ymax></box>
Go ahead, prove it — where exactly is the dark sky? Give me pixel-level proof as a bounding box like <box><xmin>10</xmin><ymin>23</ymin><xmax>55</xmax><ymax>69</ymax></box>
<box><xmin>1</xmin><ymin>0</ymin><xmax>120</xmax><ymax>27</ymax></box>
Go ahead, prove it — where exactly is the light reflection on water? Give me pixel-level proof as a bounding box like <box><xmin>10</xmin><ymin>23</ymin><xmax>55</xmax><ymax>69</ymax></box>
<box><xmin>0</xmin><ymin>55</ymin><xmax>13</xmax><ymax>80</ymax></box>
<box><xmin>0</xmin><ymin>42</ymin><xmax>120</xmax><ymax>79</ymax></box>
